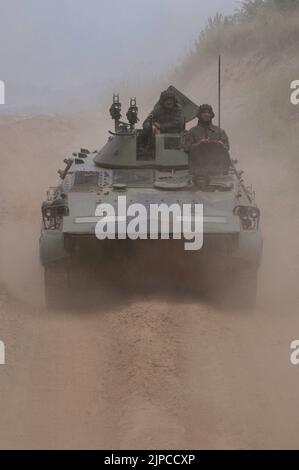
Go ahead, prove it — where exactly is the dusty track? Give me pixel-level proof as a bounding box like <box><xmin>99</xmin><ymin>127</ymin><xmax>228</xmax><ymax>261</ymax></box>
<box><xmin>1</xmin><ymin>113</ymin><xmax>299</xmax><ymax>450</ymax></box>
<box><xmin>1</xmin><ymin>283</ymin><xmax>299</xmax><ymax>449</ymax></box>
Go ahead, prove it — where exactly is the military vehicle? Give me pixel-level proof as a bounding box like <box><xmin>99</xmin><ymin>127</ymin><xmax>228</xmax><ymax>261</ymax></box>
<box><xmin>40</xmin><ymin>86</ymin><xmax>262</xmax><ymax>310</ymax></box>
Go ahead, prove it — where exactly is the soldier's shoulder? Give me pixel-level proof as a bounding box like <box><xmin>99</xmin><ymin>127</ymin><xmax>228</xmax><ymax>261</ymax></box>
<box><xmin>153</xmin><ymin>103</ymin><xmax>163</xmax><ymax>113</ymax></box>
<box><xmin>211</xmin><ymin>123</ymin><xmax>227</xmax><ymax>133</ymax></box>
<box><xmin>188</xmin><ymin>123</ymin><xmax>199</xmax><ymax>133</ymax></box>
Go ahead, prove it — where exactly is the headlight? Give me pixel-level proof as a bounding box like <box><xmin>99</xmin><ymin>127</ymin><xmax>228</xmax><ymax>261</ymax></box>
<box><xmin>42</xmin><ymin>201</ymin><xmax>69</xmax><ymax>229</ymax></box>
<box><xmin>234</xmin><ymin>206</ymin><xmax>260</xmax><ymax>230</ymax></box>
<box><xmin>248</xmin><ymin>207</ymin><xmax>260</xmax><ymax>220</ymax></box>
<box><xmin>45</xmin><ymin>209</ymin><xmax>52</xmax><ymax>219</ymax></box>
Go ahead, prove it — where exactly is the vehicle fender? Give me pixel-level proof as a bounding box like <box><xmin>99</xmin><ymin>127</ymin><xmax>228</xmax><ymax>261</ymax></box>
<box><xmin>233</xmin><ymin>230</ymin><xmax>263</xmax><ymax>267</ymax></box>
<box><xmin>39</xmin><ymin>230</ymin><xmax>69</xmax><ymax>266</ymax></box>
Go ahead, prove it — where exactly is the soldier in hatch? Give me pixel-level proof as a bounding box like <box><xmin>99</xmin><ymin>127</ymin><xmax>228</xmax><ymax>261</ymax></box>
<box><xmin>184</xmin><ymin>104</ymin><xmax>230</xmax><ymax>153</ymax></box>
<box><xmin>143</xmin><ymin>90</ymin><xmax>185</xmax><ymax>134</ymax></box>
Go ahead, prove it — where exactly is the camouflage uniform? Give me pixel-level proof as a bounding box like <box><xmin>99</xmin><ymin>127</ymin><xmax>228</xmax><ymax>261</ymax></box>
<box><xmin>184</xmin><ymin>122</ymin><xmax>230</xmax><ymax>153</ymax></box>
<box><xmin>143</xmin><ymin>91</ymin><xmax>185</xmax><ymax>134</ymax></box>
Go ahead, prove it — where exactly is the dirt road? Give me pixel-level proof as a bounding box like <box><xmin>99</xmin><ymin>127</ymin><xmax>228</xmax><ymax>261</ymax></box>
<box><xmin>1</xmin><ymin>270</ymin><xmax>299</xmax><ymax>450</ymax></box>
<box><xmin>1</xmin><ymin>115</ymin><xmax>299</xmax><ymax>450</ymax></box>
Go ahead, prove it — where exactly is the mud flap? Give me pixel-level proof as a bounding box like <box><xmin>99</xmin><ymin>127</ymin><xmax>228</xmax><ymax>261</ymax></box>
<box><xmin>40</xmin><ymin>230</ymin><xmax>69</xmax><ymax>267</ymax></box>
<box><xmin>232</xmin><ymin>231</ymin><xmax>263</xmax><ymax>267</ymax></box>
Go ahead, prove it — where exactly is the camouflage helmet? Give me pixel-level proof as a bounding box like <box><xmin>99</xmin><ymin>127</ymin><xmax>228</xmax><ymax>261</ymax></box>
<box><xmin>197</xmin><ymin>104</ymin><xmax>215</xmax><ymax>119</ymax></box>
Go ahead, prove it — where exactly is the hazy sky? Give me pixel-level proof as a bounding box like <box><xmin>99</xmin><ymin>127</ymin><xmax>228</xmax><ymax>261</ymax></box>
<box><xmin>0</xmin><ymin>0</ymin><xmax>238</xmax><ymax>111</ymax></box>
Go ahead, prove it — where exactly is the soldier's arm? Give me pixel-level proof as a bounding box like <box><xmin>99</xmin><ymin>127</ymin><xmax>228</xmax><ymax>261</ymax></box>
<box><xmin>183</xmin><ymin>129</ymin><xmax>196</xmax><ymax>153</ymax></box>
<box><xmin>143</xmin><ymin>105</ymin><xmax>162</xmax><ymax>131</ymax></box>
<box><xmin>143</xmin><ymin>110</ymin><xmax>154</xmax><ymax>130</ymax></box>
<box><xmin>160</xmin><ymin>110</ymin><xmax>185</xmax><ymax>133</ymax></box>
<box><xmin>219</xmin><ymin>129</ymin><xmax>230</xmax><ymax>151</ymax></box>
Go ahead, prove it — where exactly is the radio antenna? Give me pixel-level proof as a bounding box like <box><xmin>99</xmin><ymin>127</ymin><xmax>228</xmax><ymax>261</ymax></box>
<box><xmin>218</xmin><ymin>55</ymin><xmax>221</xmax><ymax>128</ymax></box>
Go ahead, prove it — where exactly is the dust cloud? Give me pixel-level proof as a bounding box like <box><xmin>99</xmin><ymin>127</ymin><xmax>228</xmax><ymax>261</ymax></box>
<box><xmin>1</xmin><ymin>16</ymin><xmax>299</xmax><ymax>450</ymax></box>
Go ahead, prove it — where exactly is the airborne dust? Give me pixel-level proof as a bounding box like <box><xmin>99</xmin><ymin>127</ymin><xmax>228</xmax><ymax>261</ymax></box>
<box><xmin>1</xmin><ymin>7</ymin><xmax>299</xmax><ymax>450</ymax></box>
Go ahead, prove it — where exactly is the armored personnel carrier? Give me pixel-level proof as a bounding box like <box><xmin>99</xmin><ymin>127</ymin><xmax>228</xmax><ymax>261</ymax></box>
<box><xmin>40</xmin><ymin>87</ymin><xmax>262</xmax><ymax>310</ymax></box>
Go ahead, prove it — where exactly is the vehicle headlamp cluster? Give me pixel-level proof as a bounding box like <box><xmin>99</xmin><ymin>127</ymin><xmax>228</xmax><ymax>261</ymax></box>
<box><xmin>234</xmin><ymin>205</ymin><xmax>260</xmax><ymax>230</ymax></box>
<box><xmin>42</xmin><ymin>200</ymin><xmax>69</xmax><ymax>230</ymax></box>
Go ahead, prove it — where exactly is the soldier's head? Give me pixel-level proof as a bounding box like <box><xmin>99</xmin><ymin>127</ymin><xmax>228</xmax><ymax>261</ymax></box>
<box><xmin>160</xmin><ymin>90</ymin><xmax>176</xmax><ymax>110</ymax></box>
<box><xmin>197</xmin><ymin>104</ymin><xmax>215</xmax><ymax>125</ymax></box>
<box><xmin>193</xmin><ymin>174</ymin><xmax>210</xmax><ymax>190</ymax></box>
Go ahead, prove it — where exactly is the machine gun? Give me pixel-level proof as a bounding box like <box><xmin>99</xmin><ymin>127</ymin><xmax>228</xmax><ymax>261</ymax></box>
<box><xmin>109</xmin><ymin>93</ymin><xmax>122</xmax><ymax>131</ymax></box>
<box><xmin>109</xmin><ymin>94</ymin><xmax>139</xmax><ymax>135</ymax></box>
<box><xmin>126</xmin><ymin>98</ymin><xmax>139</xmax><ymax>129</ymax></box>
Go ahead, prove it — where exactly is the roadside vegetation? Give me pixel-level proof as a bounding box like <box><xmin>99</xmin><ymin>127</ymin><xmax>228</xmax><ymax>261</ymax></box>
<box><xmin>171</xmin><ymin>0</ymin><xmax>299</xmax><ymax>143</ymax></box>
<box><xmin>178</xmin><ymin>0</ymin><xmax>299</xmax><ymax>70</ymax></box>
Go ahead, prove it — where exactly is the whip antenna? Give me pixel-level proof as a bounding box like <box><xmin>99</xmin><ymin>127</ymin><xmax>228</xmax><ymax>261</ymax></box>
<box><xmin>218</xmin><ymin>55</ymin><xmax>221</xmax><ymax>128</ymax></box>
